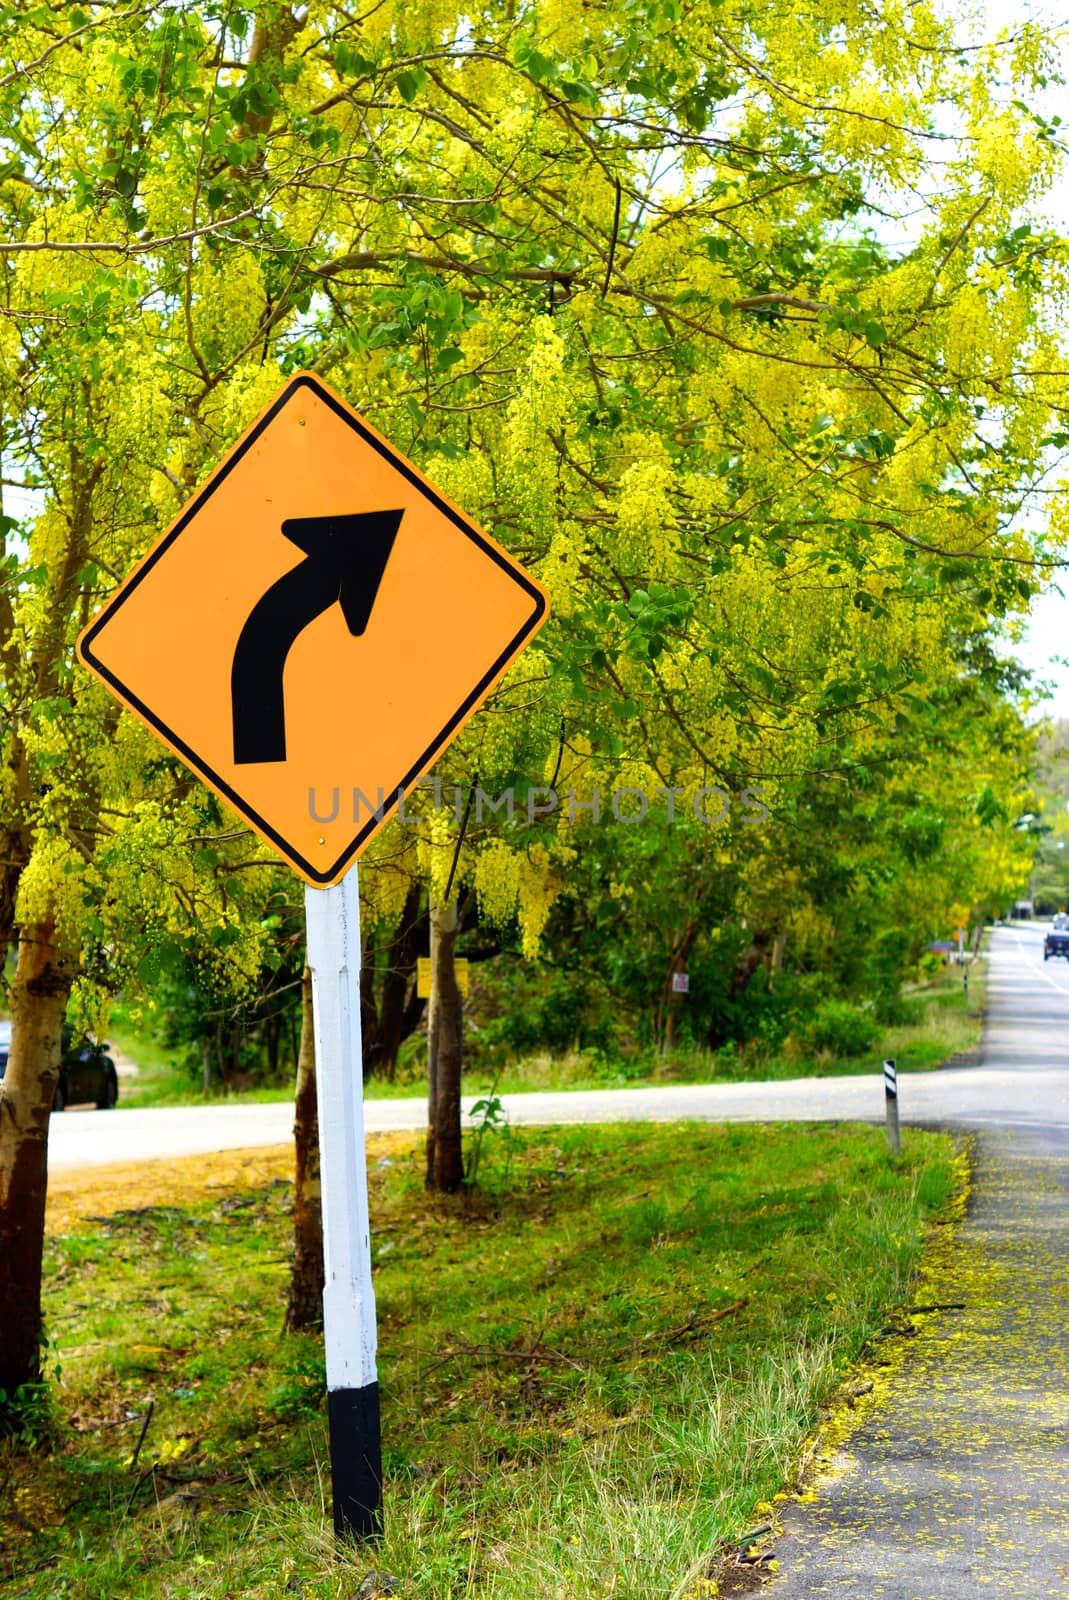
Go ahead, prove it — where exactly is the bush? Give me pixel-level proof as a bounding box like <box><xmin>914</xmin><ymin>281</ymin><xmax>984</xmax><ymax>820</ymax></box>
<box><xmin>876</xmin><ymin>993</ymin><xmax>923</xmax><ymax>1027</ymax></box>
<box><xmin>798</xmin><ymin>998</ymin><xmax>882</xmax><ymax>1058</ymax></box>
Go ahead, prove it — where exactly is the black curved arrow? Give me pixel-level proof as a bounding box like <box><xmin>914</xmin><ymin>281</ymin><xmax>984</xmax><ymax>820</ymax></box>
<box><xmin>232</xmin><ymin>510</ymin><xmax>403</xmax><ymax>765</ymax></box>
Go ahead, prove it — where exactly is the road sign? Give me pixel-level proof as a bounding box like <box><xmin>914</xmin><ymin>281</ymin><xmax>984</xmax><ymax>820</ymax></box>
<box><xmin>417</xmin><ymin>956</ymin><xmax>469</xmax><ymax>998</ymax></box>
<box><xmin>76</xmin><ymin>372</ymin><xmax>549</xmax><ymax>885</ymax></box>
<box><xmin>75</xmin><ymin>371</ymin><xmax>551</xmax><ymax>1543</ymax></box>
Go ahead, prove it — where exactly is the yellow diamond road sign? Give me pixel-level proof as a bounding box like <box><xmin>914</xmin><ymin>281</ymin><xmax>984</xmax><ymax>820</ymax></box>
<box><xmin>77</xmin><ymin>373</ymin><xmax>549</xmax><ymax>885</ymax></box>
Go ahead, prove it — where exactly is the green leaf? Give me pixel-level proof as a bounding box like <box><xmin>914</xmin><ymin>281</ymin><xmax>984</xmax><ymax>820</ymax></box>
<box><xmin>334</xmin><ymin>42</ymin><xmax>376</xmax><ymax>76</ymax></box>
<box><xmin>136</xmin><ymin>950</ymin><xmax>160</xmax><ymax>985</ymax></box>
<box><xmin>515</xmin><ymin>43</ymin><xmax>557</xmax><ymax>83</ymax></box>
<box><xmin>395</xmin><ymin>67</ymin><xmax>427</xmax><ymax>103</ymax></box>
<box><xmin>558</xmin><ymin>77</ymin><xmax>597</xmax><ymax>105</ymax></box>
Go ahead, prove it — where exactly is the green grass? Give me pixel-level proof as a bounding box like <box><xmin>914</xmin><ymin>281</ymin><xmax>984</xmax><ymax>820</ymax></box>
<box><xmin>456</xmin><ymin>962</ymin><xmax>986</xmax><ymax>1098</ymax></box>
<box><xmin>5</xmin><ymin>1121</ymin><xmax>960</xmax><ymax>1599</ymax></box>
<box><xmin>107</xmin><ymin>1014</ymin><xmax>295</xmax><ymax>1108</ymax></box>
<box><xmin>112</xmin><ymin>962</ymin><xmax>986</xmax><ymax>1109</ymax></box>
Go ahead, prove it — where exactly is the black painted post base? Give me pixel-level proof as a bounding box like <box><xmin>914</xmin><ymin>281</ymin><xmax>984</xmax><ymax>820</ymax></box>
<box><xmin>328</xmin><ymin>1382</ymin><xmax>383</xmax><ymax>1539</ymax></box>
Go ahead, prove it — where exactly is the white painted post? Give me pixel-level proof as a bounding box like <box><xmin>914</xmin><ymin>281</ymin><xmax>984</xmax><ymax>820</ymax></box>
<box><xmin>883</xmin><ymin>1057</ymin><xmax>900</xmax><ymax>1157</ymax></box>
<box><xmin>304</xmin><ymin>869</ymin><xmax>382</xmax><ymax>1539</ymax></box>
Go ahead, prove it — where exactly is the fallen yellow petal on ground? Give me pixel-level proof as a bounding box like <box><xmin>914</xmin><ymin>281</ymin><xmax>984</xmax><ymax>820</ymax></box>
<box><xmin>45</xmin><ymin>1132</ymin><xmax>421</xmax><ymax>1236</ymax></box>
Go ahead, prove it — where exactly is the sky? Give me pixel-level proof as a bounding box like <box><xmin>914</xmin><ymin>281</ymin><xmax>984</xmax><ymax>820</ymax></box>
<box><xmin>1015</xmin><ymin>584</ymin><xmax>1069</xmax><ymax>719</ymax></box>
<box><xmin>982</xmin><ymin>0</ymin><xmax>1069</xmax><ymax>718</ymax></box>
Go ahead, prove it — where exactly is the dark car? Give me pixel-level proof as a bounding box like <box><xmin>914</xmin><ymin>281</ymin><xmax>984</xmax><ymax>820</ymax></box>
<box><xmin>1044</xmin><ymin>913</ymin><xmax>1069</xmax><ymax>962</ymax></box>
<box><xmin>55</xmin><ymin>1028</ymin><xmax>119</xmax><ymax>1110</ymax></box>
<box><xmin>0</xmin><ymin>1021</ymin><xmax>118</xmax><ymax>1108</ymax></box>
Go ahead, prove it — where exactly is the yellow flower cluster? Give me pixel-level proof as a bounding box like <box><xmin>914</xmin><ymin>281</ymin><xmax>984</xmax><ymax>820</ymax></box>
<box><xmin>504</xmin><ymin>322</ymin><xmax>571</xmax><ymax>538</ymax></box>
<box><xmin>517</xmin><ymin>843</ymin><xmax>559</xmax><ymax>958</ymax></box>
<box><xmin>971</xmin><ymin>114</ymin><xmax>1050</xmax><ymax>206</ymax></box>
<box><xmin>192</xmin><ymin>253</ymin><xmax>269</xmax><ymax>367</ymax></box>
<box><xmin>15</xmin><ymin>833</ymin><xmax>85</xmax><ymax>951</ymax></box>
<box><xmin>615</xmin><ymin>445</ymin><xmax>678</xmax><ymax>572</ymax></box>
<box><xmin>474</xmin><ymin>838</ymin><xmax>522</xmax><ymax>926</ymax></box>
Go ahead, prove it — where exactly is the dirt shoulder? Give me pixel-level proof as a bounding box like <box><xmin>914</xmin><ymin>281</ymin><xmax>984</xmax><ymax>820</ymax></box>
<box><xmin>45</xmin><ymin>1130</ymin><xmax>420</xmax><ymax>1235</ymax></box>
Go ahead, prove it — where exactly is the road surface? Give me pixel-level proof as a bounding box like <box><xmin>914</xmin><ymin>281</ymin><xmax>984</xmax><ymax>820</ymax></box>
<box><xmin>46</xmin><ymin>922</ymin><xmax>1069</xmax><ymax>1170</ymax></box>
<box><xmin>765</xmin><ymin>922</ymin><xmax>1069</xmax><ymax>1598</ymax></box>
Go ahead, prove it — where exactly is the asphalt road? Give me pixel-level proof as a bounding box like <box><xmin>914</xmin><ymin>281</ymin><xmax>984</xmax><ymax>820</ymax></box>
<box><xmin>46</xmin><ymin>922</ymin><xmax>1069</xmax><ymax>1170</ymax></box>
<box><xmin>765</xmin><ymin>923</ymin><xmax>1069</xmax><ymax>1598</ymax></box>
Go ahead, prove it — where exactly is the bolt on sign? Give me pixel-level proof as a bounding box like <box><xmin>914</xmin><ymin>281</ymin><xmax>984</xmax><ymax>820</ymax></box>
<box><xmin>77</xmin><ymin>372</ymin><xmax>549</xmax><ymax>885</ymax></box>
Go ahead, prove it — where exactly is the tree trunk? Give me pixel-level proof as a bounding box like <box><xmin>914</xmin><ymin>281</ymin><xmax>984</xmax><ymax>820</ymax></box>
<box><xmin>660</xmin><ymin>923</ymin><xmax>696</xmax><ymax>1055</ymax></box>
<box><xmin>285</xmin><ymin>964</ymin><xmax>324</xmax><ymax>1331</ymax></box>
<box><xmin>265</xmin><ymin>1011</ymin><xmax>280</xmax><ymax>1078</ymax></box>
<box><xmin>0</xmin><ymin>913</ymin><xmax>72</xmax><ymax>1423</ymax></box>
<box><xmin>360</xmin><ymin>959</ymin><xmax>381</xmax><ymax>1079</ymax></box>
<box><xmin>361</xmin><ymin>882</ymin><xmax>426</xmax><ymax>1082</ymax></box>
<box><xmin>730</xmin><ymin>929</ymin><xmax>773</xmax><ymax>1000</ymax></box>
<box><xmin>376</xmin><ymin>882</ymin><xmax>424</xmax><ymax>1080</ymax></box>
<box><xmin>426</xmin><ymin>894</ymin><xmax>463</xmax><ymax>1193</ymax></box>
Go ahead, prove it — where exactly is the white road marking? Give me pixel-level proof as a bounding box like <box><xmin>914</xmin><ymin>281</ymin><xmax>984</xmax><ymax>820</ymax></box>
<box><xmin>1009</xmin><ymin>927</ymin><xmax>1069</xmax><ymax>994</ymax></box>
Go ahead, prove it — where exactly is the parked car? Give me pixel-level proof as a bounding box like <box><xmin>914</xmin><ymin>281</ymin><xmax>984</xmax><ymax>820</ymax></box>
<box><xmin>0</xmin><ymin>1021</ymin><xmax>118</xmax><ymax>1108</ymax></box>
<box><xmin>1044</xmin><ymin>913</ymin><xmax>1069</xmax><ymax>962</ymax></box>
<box><xmin>56</xmin><ymin>1028</ymin><xmax>119</xmax><ymax>1109</ymax></box>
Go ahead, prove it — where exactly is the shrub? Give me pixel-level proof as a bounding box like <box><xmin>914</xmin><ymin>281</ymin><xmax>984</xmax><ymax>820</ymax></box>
<box><xmin>798</xmin><ymin>998</ymin><xmax>882</xmax><ymax>1058</ymax></box>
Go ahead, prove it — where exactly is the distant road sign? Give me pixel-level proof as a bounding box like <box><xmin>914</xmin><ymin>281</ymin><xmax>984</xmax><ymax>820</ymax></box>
<box><xmin>417</xmin><ymin>957</ymin><xmax>469</xmax><ymax>999</ymax></box>
<box><xmin>77</xmin><ymin>372</ymin><xmax>549</xmax><ymax>884</ymax></box>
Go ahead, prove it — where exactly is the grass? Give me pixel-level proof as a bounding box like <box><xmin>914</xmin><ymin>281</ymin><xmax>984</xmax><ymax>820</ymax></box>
<box><xmin>454</xmin><ymin>961</ymin><xmax>986</xmax><ymax>1098</ymax></box>
<box><xmin>106</xmin><ymin>1014</ymin><xmax>294</xmax><ymax>1109</ymax></box>
<box><xmin>111</xmin><ymin>961</ymin><xmax>986</xmax><ymax>1110</ymax></box>
<box><xmin>5</xmin><ymin>1121</ymin><xmax>961</xmax><ymax>1599</ymax></box>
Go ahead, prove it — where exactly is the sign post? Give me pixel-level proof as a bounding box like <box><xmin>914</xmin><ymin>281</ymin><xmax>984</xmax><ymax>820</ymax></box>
<box><xmin>75</xmin><ymin>370</ymin><xmax>550</xmax><ymax>1541</ymax></box>
<box><xmin>305</xmin><ymin>870</ymin><xmax>381</xmax><ymax>1537</ymax></box>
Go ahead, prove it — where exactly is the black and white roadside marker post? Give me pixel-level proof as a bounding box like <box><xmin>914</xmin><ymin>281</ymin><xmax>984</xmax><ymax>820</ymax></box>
<box><xmin>305</xmin><ymin>869</ymin><xmax>382</xmax><ymax>1539</ymax></box>
<box><xmin>883</xmin><ymin>1057</ymin><xmax>901</xmax><ymax>1156</ymax></box>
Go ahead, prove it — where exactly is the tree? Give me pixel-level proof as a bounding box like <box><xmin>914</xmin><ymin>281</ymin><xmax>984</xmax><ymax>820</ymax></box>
<box><xmin>1</xmin><ymin>0</ymin><xmax>1066</xmax><ymax>1405</ymax></box>
<box><xmin>285</xmin><ymin>964</ymin><xmax>324</xmax><ymax>1331</ymax></box>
